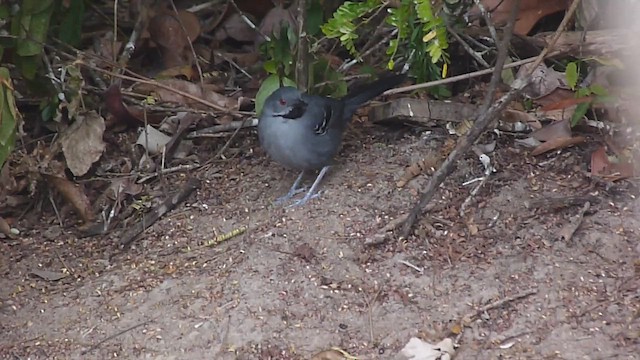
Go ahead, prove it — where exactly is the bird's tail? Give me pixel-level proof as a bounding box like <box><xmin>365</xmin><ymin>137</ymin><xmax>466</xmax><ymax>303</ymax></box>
<box><xmin>342</xmin><ymin>73</ymin><xmax>406</xmax><ymax>117</ymax></box>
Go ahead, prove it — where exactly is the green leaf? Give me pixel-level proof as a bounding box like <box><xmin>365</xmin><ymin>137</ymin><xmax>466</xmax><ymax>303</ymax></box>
<box><xmin>589</xmin><ymin>84</ymin><xmax>608</xmax><ymax>96</ymax></box>
<box><xmin>58</xmin><ymin>0</ymin><xmax>84</xmax><ymax>47</ymax></box>
<box><xmin>565</xmin><ymin>62</ymin><xmax>578</xmax><ymax>90</ymax></box>
<box><xmin>18</xmin><ymin>55</ymin><xmax>39</xmax><ymax>80</ymax></box>
<box><xmin>576</xmin><ymin>87</ymin><xmax>591</xmax><ymax>97</ymax></box>
<box><xmin>0</xmin><ymin>67</ymin><xmax>18</xmax><ymax>171</ymax></box>
<box><xmin>571</xmin><ymin>101</ymin><xmax>590</xmax><ymax>127</ymax></box>
<box><xmin>306</xmin><ymin>0</ymin><xmax>323</xmax><ymax>36</ymax></box>
<box><xmin>15</xmin><ymin>0</ymin><xmax>54</xmax><ymax>57</ymax></box>
<box><xmin>264</xmin><ymin>60</ymin><xmax>278</xmax><ymax>74</ymax></box>
<box><xmin>255</xmin><ymin>75</ymin><xmax>296</xmax><ymax>116</ymax></box>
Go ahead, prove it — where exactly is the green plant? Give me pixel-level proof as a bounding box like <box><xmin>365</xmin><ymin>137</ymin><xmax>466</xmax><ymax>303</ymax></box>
<box><xmin>321</xmin><ymin>0</ymin><xmax>450</xmax><ymax>83</ymax></box>
<box><xmin>0</xmin><ymin>68</ymin><xmax>19</xmax><ymax>171</ymax></box>
<box><xmin>256</xmin><ymin>25</ymin><xmax>297</xmax><ymax>116</ymax></box>
<box><xmin>0</xmin><ymin>0</ymin><xmax>85</xmax><ymax>79</ymax></box>
<box><xmin>256</xmin><ymin>2</ymin><xmax>348</xmax><ymax>115</ymax></box>
<box><xmin>565</xmin><ymin>61</ymin><xmax>609</xmax><ymax>126</ymax></box>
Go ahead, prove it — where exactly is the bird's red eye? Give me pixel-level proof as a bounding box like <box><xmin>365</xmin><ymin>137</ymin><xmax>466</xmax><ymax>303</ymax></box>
<box><xmin>279</xmin><ymin>98</ymin><xmax>286</xmax><ymax>106</ymax></box>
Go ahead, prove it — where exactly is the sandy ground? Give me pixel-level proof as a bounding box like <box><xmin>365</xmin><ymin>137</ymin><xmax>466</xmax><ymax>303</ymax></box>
<box><xmin>1</xmin><ymin>123</ymin><xmax>639</xmax><ymax>359</ymax></box>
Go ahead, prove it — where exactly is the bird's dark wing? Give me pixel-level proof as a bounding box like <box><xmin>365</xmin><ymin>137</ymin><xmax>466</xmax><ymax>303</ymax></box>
<box><xmin>300</xmin><ymin>94</ymin><xmax>347</xmax><ymax>136</ymax></box>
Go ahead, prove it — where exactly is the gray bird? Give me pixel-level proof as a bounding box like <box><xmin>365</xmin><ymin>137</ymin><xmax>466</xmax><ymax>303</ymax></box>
<box><xmin>258</xmin><ymin>74</ymin><xmax>405</xmax><ymax>206</ymax></box>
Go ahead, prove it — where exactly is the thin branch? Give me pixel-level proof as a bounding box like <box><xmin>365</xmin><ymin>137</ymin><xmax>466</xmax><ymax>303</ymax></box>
<box><xmin>384</xmin><ymin>56</ymin><xmax>537</xmax><ymax>95</ymax></box>
<box><xmin>295</xmin><ymin>0</ymin><xmax>309</xmax><ymax>91</ymax></box>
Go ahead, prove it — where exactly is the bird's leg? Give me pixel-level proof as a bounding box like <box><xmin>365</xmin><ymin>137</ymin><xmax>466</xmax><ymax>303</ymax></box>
<box><xmin>288</xmin><ymin>166</ymin><xmax>330</xmax><ymax>207</ymax></box>
<box><xmin>274</xmin><ymin>171</ymin><xmax>307</xmax><ymax>204</ymax></box>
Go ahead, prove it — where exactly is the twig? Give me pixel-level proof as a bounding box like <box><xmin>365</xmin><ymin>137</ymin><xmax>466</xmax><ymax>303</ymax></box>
<box><xmin>384</xmin><ymin>56</ymin><xmax>537</xmax><ymax>95</ymax></box>
<box><xmin>473</xmin><ymin>0</ymin><xmax>499</xmax><ymax>45</ymax></box>
<box><xmin>54</xmin><ymin>249</ymin><xmax>75</xmax><ymax>276</ymax></box>
<box><xmin>524</xmin><ymin>195</ymin><xmax>600</xmax><ymax>211</ymax></box>
<box><xmin>400</xmin><ymin>0</ymin><xmax>519</xmax><ymax>237</ymax></box>
<box><xmin>461</xmin><ymin>288</ymin><xmax>538</xmax><ymax>325</ymax></box>
<box><xmin>399</xmin><ymin>0</ymin><xmax>583</xmax><ymax>238</ymax></box>
<box><xmin>339</xmin><ymin>28</ymin><xmax>398</xmax><ymax>72</ymax></box>
<box><xmin>213</xmin><ymin>117</ymin><xmax>250</xmax><ymax>159</ymax></box>
<box><xmin>228</xmin><ymin>0</ymin><xmax>270</xmax><ymax>42</ymax></box>
<box><xmin>454</xmin><ymin>288</ymin><xmax>538</xmax><ymax>343</ymax></box>
<box><xmin>447</xmin><ymin>25</ymin><xmax>490</xmax><ymax>68</ymax></box>
<box><xmin>119</xmin><ymin>177</ymin><xmax>200</xmax><ymax>247</ymax></box>
<box><xmin>187</xmin><ymin>118</ymin><xmax>258</xmax><ymax>138</ymax></box>
<box><xmin>363</xmin><ymin>287</ymin><xmax>382</xmax><ymax>345</ymax></box>
<box><xmin>481</xmin><ymin>0</ymin><xmax>520</xmax><ymax>112</ymax></box>
<box><xmin>77</xmin><ymin>60</ymin><xmax>248</xmax><ymax>114</ymax></box>
<box><xmin>558</xmin><ymin>201</ymin><xmax>591</xmax><ymax>242</ymax></box>
<box><xmin>81</xmin><ymin>319</ymin><xmax>153</xmax><ymax>355</ymax></box>
<box><xmin>49</xmin><ymin>192</ymin><xmax>64</xmax><ymax>227</ymax></box>
<box><xmin>398</xmin><ymin>259</ymin><xmax>424</xmax><ymax>273</ymax></box>
<box><xmin>364</xmin><ymin>213</ymin><xmax>409</xmax><ymax>246</ymax></box>
<box><xmin>115</xmin><ymin>1</ymin><xmax>147</xmax><ymax>79</ymax></box>
<box><xmin>137</xmin><ymin>164</ymin><xmax>202</xmax><ymax>183</ymax></box>
<box><xmin>213</xmin><ymin>50</ymin><xmax>253</xmax><ymax>79</ymax></box>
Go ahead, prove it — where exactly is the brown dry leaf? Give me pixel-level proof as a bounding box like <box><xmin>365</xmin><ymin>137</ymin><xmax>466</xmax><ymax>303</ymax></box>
<box><xmin>516</xmin><ymin>63</ymin><xmax>567</xmax><ymax>99</ymax></box>
<box><xmin>541</xmin><ymin>97</ymin><xmax>593</xmax><ymax>112</ymax></box>
<box><xmin>30</xmin><ymin>269</ymin><xmax>68</xmax><ymax>282</ymax></box>
<box><xmin>214</xmin><ymin>12</ymin><xmax>255</xmax><ymax>43</ymax></box>
<box><xmin>257</xmin><ymin>4</ymin><xmax>297</xmax><ymax>45</ymax></box>
<box><xmin>43</xmin><ymin>174</ymin><xmax>95</xmax><ymax>223</ymax></box>
<box><xmin>500</xmin><ymin>109</ymin><xmax>542</xmax><ymax>130</ymax></box>
<box><xmin>590</xmin><ymin>146</ymin><xmax>635</xmax><ymax>181</ymax></box>
<box><xmin>148</xmin><ymin>11</ymin><xmax>200</xmax><ymax>68</ymax></box>
<box><xmin>469</xmin><ymin>0</ymin><xmax>571</xmax><ymax>35</ymax></box>
<box><xmin>590</xmin><ymin>146</ymin><xmax>609</xmax><ymax>176</ymax></box>
<box><xmin>531</xmin><ymin>118</ymin><xmax>571</xmax><ymax>142</ymax></box>
<box><xmin>397</xmin><ymin>152</ymin><xmax>442</xmax><ymax>188</ymax></box>
<box><xmin>106</xmin><ymin>178</ymin><xmax>144</xmax><ymax>200</ymax></box>
<box><xmin>0</xmin><ymin>216</ymin><xmax>13</xmax><ymax>238</ymax></box>
<box><xmin>531</xmin><ymin>136</ymin><xmax>586</xmax><ymax>156</ymax></box>
<box><xmin>60</xmin><ymin>111</ymin><xmax>106</xmax><ymax>177</ymax></box>
<box><xmin>538</xmin><ymin>105</ymin><xmax>577</xmax><ymax>123</ymax></box>
<box><xmin>104</xmin><ymin>85</ymin><xmax>143</xmax><ymax>128</ymax></box>
<box><xmin>534</xmin><ymin>88</ymin><xmax>577</xmax><ymax>108</ymax></box>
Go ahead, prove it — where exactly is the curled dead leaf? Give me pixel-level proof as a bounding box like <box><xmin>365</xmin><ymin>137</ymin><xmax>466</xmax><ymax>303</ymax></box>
<box><xmin>43</xmin><ymin>174</ymin><xmax>95</xmax><ymax>223</ymax></box>
<box><xmin>60</xmin><ymin>111</ymin><xmax>106</xmax><ymax>177</ymax></box>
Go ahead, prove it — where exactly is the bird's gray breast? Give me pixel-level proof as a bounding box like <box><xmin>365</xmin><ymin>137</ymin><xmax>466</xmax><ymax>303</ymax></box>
<box><xmin>258</xmin><ymin>104</ymin><xmax>344</xmax><ymax>170</ymax></box>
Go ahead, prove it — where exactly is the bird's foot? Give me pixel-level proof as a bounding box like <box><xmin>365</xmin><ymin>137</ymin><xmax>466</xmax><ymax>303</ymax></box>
<box><xmin>273</xmin><ymin>186</ymin><xmax>308</xmax><ymax>205</ymax></box>
<box><xmin>286</xmin><ymin>190</ymin><xmax>324</xmax><ymax>208</ymax></box>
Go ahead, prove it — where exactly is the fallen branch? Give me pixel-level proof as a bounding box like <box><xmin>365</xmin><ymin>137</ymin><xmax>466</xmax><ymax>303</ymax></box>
<box><xmin>461</xmin><ymin>288</ymin><xmax>539</xmax><ymax>325</ymax></box>
<box><xmin>400</xmin><ymin>0</ymin><xmax>583</xmax><ymax>238</ymax></box>
<box><xmin>81</xmin><ymin>319</ymin><xmax>153</xmax><ymax>355</ymax></box>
